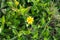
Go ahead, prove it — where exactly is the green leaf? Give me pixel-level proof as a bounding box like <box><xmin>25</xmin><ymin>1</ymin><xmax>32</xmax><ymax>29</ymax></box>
<box><xmin>43</xmin><ymin>29</ymin><xmax>49</xmax><ymax>37</ymax></box>
<box><xmin>53</xmin><ymin>36</ymin><xmax>57</xmax><ymax>40</ymax></box>
<box><xmin>44</xmin><ymin>37</ymin><xmax>49</xmax><ymax>40</ymax></box>
<box><xmin>1</xmin><ymin>16</ymin><xmax>5</xmax><ymax>25</ymax></box>
<box><xmin>7</xmin><ymin>2</ymin><xmax>13</xmax><ymax>7</ymax></box>
<box><xmin>23</xmin><ymin>30</ymin><xmax>31</xmax><ymax>35</ymax></box>
<box><xmin>12</xmin><ymin>29</ymin><xmax>18</xmax><ymax>35</ymax></box>
<box><xmin>32</xmin><ymin>32</ymin><xmax>38</xmax><ymax>39</ymax></box>
<box><xmin>20</xmin><ymin>5</ymin><xmax>31</xmax><ymax>15</ymax></box>
<box><xmin>41</xmin><ymin>17</ymin><xmax>45</xmax><ymax>25</ymax></box>
<box><xmin>18</xmin><ymin>31</ymin><xmax>23</xmax><ymax>37</ymax></box>
<box><xmin>0</xmin><ymin>27</ymin><xmax>2</xmax><ymax>33</ymax></box>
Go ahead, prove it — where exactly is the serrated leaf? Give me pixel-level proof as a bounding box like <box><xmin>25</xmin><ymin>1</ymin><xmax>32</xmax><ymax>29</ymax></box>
<box><xmin>20</xmin><ymin>5</ymin><xmax>31</xmax><ymax>15</ymax></box>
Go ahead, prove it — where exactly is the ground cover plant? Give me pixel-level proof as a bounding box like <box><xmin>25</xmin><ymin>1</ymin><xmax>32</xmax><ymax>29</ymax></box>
<box><xmin>0</xmin><ymin>0</ymin><xmax>60</xmax><ymax>40</ymax></box>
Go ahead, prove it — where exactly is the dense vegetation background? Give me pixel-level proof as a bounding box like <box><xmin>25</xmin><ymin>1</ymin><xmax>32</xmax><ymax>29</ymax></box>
<box><xmin>0</xmin><ymin>0</ymin><xmax>60</xmax><ymax>40</ymax></box>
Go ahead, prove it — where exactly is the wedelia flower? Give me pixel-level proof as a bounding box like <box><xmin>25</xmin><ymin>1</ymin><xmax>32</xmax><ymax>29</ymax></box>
<box><xmin>15</xmin><ymin>1</ymin><xmax>19</xmax><ymax>6</ymax></box>
<box><xmin>27</xmin><ymin>16</ymin><xmax>34</xmax><ymax>24</ymax></box>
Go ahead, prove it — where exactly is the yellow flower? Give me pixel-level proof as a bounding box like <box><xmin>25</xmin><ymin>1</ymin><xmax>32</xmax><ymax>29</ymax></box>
<box><xmin>15</xmin><ymin>1</ymin><xmax>19</xmax><ymax>6</ymax></box>
<box><xmin>27</xmin><ymin>16</ymin><xmax>34</xmax><ymax>24</ymax></box>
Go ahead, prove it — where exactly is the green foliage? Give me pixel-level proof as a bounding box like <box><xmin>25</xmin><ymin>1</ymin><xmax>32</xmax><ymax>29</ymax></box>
<box><xmin>0</xmin><ymin>0</ymin><xmax>59</xmax><ymax>40</ymax></box>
